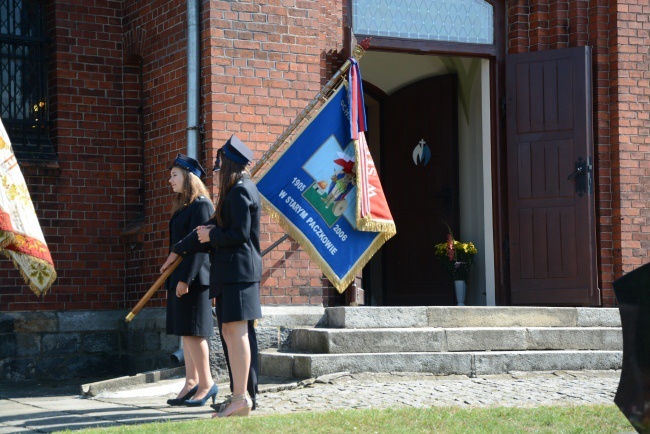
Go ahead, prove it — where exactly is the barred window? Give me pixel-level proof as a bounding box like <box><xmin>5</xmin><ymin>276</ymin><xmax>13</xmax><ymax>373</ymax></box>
<box><xmin>0</xmin><ymin>0</ymin><xmax>55</xmax><ymax>162</ymax></box>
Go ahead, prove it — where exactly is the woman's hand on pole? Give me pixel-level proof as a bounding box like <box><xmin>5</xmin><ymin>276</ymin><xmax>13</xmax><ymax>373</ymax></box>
<box><xmin>161</xmin><ymin>252</ymin><xmax>179</xmax><ymax>273</ymax></box>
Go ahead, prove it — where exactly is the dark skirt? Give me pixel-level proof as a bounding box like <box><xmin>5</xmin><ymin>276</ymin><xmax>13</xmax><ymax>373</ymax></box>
<box><xmin>216</xmin><ymin>281</ymin><xmax>262</xmax><ymax>323</ymax></box>
<box><xmin>166</xmin><ymin>285</ymin><xmax>214</xmax><ymax>337</ymax></box>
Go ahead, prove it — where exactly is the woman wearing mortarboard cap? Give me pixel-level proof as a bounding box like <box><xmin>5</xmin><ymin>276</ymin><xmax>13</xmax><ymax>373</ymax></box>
<box><xmin>162</xmin><ymin>135</ymin><xmax>262</xmax><ymax>417</ymax></box>
<box><xmin>163</xmin><ymin>154</ymin><xmax>218</xmax><ymax>407</ymax></box>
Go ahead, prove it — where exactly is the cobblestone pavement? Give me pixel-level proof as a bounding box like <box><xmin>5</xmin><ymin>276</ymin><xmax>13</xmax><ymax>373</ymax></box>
<box><xmin>254</xmin><ymin>370</ymin><xmax>620</xmax><ymax>415</ymax></box>
<box><xmin>0</xmin><ymin>370</ymin><xmax>621</xmax><ymax>433</ymax></box>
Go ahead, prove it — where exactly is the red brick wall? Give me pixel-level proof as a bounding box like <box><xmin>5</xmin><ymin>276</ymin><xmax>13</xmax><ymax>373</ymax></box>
<box><xmin>507</xmin><ymin>0</ymin><xmax>619</xmax><ymax>306</ymax></box>
<box><xmin>201</xmin><ymin>0</ymin><xmax>345</xmax><ymax>306</ymax></box>
<box><xmin>610</xmin><ymin>2</ymin><xmax>650</xmax><ymax>283</ymax></box>
<box><xmin>121</xmin><ymin>20</ymin><xmax>147</xmax><ymax>306</ymax></box>
<box><xmin>0</xmin><ymin>0</ymin><xmax>347</xmax><ymax>312</ymax></box>
<box><xmin>0</xmin><ymin>1</ymin><xmax>134</xmax><ymax>311</ymax></box>
<box><xmin>120</xmin><ymin>1</ymin><xmax>191</xmax><ymax>308</ymax></box>
<box><xmin>7</xmin><ymin>1</ymin><xmax>631</xmax><ymax>312</ymax></box>
<box><xmin>120</xmin><ymin>0</ymin><xmax>347</xmax><ymax>309</ymax></box>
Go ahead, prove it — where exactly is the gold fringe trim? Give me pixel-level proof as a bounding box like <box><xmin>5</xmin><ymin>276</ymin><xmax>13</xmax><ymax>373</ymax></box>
<box><xmin>356</xmin><ymin>215</ymin><xmax>397</xmax><ymax>235</ymax></box>
<box><xmin>336</xmin><ymin>229</ymin><xmax>393</xmax><ymax>293</ymax></box>
<box><xmin>262</xmin><ymin>197</ymin><xmax>387</xmax><ymax>293</ymax></box>
<box><xmin>1</xmin><ymin>249</ymin><xmax>57</xmax><ymax>297</ymax></box>
<box><xmin>0</xmin><ymin>231</ymin><xmax>15</xmax><ymax>250</ymax></box>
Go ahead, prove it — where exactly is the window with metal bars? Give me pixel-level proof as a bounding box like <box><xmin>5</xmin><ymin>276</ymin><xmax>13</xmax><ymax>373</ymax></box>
<box><xmin>0</xmin><ymin>0</ymin><xmax>55</xmax><ymax>162</ymax></box>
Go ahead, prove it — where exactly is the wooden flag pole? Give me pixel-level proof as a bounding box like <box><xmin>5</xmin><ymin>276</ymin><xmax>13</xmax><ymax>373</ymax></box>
<box><xmin>125</xmin><ymin>256</ymin><xmax>183</xmax><ymax>322</ymax></box>
<box><xmin>251</xmin><ymin>39</ymin><xmax>371</xmax><ymax>178</ymax></box>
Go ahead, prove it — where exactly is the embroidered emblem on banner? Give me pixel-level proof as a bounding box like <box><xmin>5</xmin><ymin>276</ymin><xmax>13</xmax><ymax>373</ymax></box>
<box><xmin>0</xmin><ymin>119</ymin><xmax>57</xmax><ymax>296</ymax></box>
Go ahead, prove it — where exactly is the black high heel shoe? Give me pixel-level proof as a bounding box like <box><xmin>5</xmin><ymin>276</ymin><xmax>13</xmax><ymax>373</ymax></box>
<box><xmin>184</xmin><ymin>384</ymin><xmax>218</xmax><ymax>407</ymax></box>
<box><xmin>210</xmin><ymin>395</ymin><xmax>231</xmax><ymax>412</ymax></box>
<box><xmin>167</xmin><ymin>385</ymin><xmax>198</xmax><ymax>406</ymax></box>
<box><xmin>211</xmin><ymin>395</ymin><xmax>257</xmax><ymax>411</ymax></box>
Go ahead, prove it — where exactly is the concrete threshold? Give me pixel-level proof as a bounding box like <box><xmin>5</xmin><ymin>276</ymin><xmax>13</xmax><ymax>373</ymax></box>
<box><xmin>80</xmin><ymin>366</ymin><xmax>186</xmax><ymax>397</ymax></box>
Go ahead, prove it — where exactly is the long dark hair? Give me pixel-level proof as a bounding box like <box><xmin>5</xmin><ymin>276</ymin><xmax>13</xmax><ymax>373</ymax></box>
<box><xmin>212</xmin><ymin>151</ymin><xmax>248</xmax><ymax>227</ymax></box>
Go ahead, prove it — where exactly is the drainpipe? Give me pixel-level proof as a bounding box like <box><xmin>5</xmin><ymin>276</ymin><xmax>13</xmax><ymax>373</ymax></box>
<box><xmin>173</xmin><ymin>0</ymin><xmax>201</xmax><ymax>364</ymax></box>
<box><xmin>171</xmin><ymin>337</ymin><xmax>185</xmax><ymax>366</ymax></box>
<box><xmin>186</xmin><ymin>0</ymin><xmax>200</xmax><ymax>159</ymax></box>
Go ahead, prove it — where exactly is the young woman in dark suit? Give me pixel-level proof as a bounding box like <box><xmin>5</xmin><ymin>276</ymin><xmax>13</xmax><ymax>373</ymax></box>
<box><xmin>164</xmin><ymin>154</ymin><xmax>218</xmax><ymax>407</ymax></box>
<box><xmin>162</xmin><ymin>135</ymin><xmax>262</xmax><ymax>417</ymax></box>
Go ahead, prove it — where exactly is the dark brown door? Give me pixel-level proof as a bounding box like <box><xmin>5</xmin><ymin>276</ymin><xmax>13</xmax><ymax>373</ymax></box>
<box><xmin>382</xmin><ymin>75</ymin><xmax>459</xmax><ymax>306</ymax></box>
<box><xmin>506</xmin><ymin>47</ymin><xmax>599</xmax><ymax>305</ymax></box>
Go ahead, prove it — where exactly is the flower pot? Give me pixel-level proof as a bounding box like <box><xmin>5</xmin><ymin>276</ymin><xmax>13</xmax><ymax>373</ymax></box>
<box><xmin>454</xmin><ymin>280</ymin><xmax>466</xmax><ymax>306</ymax></box>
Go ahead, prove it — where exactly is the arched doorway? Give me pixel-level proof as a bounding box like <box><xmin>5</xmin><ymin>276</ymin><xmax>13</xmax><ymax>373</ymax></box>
<box><xmin>348</xmin><ymin>1</ymin><xmax>504</xmax><ymax>306</ymax></box>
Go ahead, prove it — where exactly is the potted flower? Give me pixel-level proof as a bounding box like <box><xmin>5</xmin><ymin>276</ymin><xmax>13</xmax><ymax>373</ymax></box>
<box><xmin>434</xmin><ymin>225</ymin><xmax>478</xmax><ymax>306</ymax></box>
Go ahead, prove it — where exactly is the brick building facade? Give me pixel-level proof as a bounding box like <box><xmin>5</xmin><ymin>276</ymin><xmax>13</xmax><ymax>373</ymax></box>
<box><xmin>1</xmin><ymin>0</ymin><xmax>648</xmax><ymax>380</ymax></box>
<box><xmin>1</xmin><ymin>0</ymin><xmax>346</xmax><ymax>313</ymax></box>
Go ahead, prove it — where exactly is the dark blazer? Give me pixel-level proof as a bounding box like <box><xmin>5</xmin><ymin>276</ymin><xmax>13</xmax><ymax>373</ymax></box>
<box><xmin>166</xmin><ymin>196</ymin><xmax>213</xmax><ymax>291</ymax></box>
<box><xmin>173</xmin><ymin>175</ymin><xmax>262</xmax><ymax>287</ymax></box>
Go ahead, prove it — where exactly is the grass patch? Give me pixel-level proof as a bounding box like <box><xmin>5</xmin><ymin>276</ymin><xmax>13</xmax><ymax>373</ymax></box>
<box><xmin>60</xmin><ymin>405</ymin><xmax>632</xmax><ymax>434</ymax></box>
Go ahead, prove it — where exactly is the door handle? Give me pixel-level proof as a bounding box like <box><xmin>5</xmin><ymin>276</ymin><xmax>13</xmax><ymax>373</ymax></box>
<box><xmin>567</xmin><ymin>156</ymin><xmax>592</xmax><ymax>197</ymax></box>
<box><xmin>567</xmin><ymin>165</ymin><xmax>583</xmax><ymax>180</ymax></box>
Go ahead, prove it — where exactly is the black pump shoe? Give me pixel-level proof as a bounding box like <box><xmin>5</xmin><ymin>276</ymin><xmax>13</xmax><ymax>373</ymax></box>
<box><xmin>167</xmin><ymin>385</ymin><xmax>198</xmax><ymax>406</ymax></box>
<box><xmin>184</xmin><ymin>384</ymin><xmax>218</xmax><ymax>407</ymax></box>
<box><xmin>210</xmin><ymin>396</ymin><xmax>230</xmax><ymax>412</ymax></box>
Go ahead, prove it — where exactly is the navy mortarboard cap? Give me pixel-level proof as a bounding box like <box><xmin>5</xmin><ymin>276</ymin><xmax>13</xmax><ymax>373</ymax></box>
<box><xmin>170</xmin><ymin>154</ymin><xmax>206</xmax><ymax>178</ymax></box>
<box><xmin>213</xmin><ymin>134</ymin><xmax>254</xmax><ymax>171</ymax></box>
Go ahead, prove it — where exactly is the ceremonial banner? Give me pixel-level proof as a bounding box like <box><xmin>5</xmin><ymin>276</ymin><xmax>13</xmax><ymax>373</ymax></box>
<box><xmin>347</xmin><ymin>58</ymin><xmax>395</xmax><ymax>233</ymax></box>
<box><xmin>256</xmin><ymin>63</ymin><xmax>395</xmax><ymax>292</ymax></box>
<box><xmin>0</xmin><ymin>120</ymin><xmax>56</xmax><ymax>296</ymax></box>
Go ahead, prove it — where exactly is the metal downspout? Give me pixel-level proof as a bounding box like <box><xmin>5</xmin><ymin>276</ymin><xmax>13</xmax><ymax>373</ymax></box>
<box><xmin>173</xmin><ymin>0</ymin><xmax>201</xmax><ymax>363</ymax></box>
<box><xmin>187</xmin><ymin>0</ymin><xmax>200</xmax><ymax>159</ymax></box>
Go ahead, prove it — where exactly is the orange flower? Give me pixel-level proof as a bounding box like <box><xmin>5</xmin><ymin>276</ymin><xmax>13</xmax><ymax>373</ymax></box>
<box><xmin>446</xmin><ymin>233</ymin><xmax>454</xmax><ymax>261</ymax></box>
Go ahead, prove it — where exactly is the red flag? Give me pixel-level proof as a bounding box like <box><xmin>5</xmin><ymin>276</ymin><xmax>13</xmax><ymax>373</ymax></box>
<box><xmin>348</xmin><ymin>58</ymin><xmax>396</xmax><ymax>233</ymax></box>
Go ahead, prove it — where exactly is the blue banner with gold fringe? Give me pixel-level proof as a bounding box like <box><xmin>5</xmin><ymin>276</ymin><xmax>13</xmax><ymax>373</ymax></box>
<box><xmin>256</xmin><ymin>83</ymin><xmax>394</xmax><ymax>292</ymax></box>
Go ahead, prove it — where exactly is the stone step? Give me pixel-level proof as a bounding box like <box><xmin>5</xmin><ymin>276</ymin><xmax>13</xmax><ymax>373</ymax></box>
<box><xmin>259</xmin><ymin>349</ymin><xmax>622</xmax><ymax>379</ymax></box>
<box><xmin>325</xmin><ymin>307</ymin><xmax>621</xmax><ymax>329</ymax></box>
<box><xmin>289</xmin><ymin>327</ymin><xmax>622</xmax><ymax>354</ymax></box>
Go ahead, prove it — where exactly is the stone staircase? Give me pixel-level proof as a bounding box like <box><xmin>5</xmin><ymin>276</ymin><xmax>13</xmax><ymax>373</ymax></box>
<box><xmin>259</xmin><ymin>306</ymin><xmax>622</xmax><ymax>379</ymax></box>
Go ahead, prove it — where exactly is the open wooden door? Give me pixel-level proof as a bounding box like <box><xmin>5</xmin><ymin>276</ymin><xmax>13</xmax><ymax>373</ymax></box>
<box><xmin>382</xmin><ymin>75</ymin><xmax>459</xmax><ymax>306</ymax></box>
<box><xmin>506</xmin><ymin>46</ymin><xmax>599</xmax><ymax>305</ymax></box>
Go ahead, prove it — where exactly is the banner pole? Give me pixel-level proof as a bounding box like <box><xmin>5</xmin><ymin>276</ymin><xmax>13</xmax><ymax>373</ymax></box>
<box><xmin>125</xmin><ymin>256</ymin><xmax>182</xmax><ymax>322</ymax></box>
<box><xmin>251</xmin><ymin>39</ymin><xmax>371</xmax><ymax>178</ymax></box>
